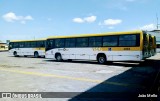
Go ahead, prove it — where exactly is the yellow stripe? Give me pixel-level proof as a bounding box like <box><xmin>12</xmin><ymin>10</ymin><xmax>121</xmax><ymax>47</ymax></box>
<box><xmin>93</xmin><ymin>47</ymin><xmax>141</xmax><ymax>51</ymax></box>
<box><xmin>34</xmin><ymin>47</ymin><xmax>45</xmax><ymax>50</ymax></box>
<box><xmin>0</xmin><ymin>68</ymin><xmax>145</xmax><ymax>88</ymax></box>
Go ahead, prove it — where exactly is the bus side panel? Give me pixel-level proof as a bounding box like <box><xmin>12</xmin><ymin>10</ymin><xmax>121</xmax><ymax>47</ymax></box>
<box><xmin>45</xmin><ymin>48</ymin><xmax>143</xmax><ymax>61</ymax></box>
<box><xmin>9</xmin><ymin>48</ymin><xmax>45</xmax><ymax>56</ymax></box>
<box><xmin>45</xmin><ymin>50</ymin><xmax>55</xmax><ymax>59</ymax></box>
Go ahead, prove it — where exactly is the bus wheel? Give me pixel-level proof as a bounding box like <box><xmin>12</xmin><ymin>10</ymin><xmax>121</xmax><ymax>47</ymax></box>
<box><xmin>97</xmin><ymin>54</ymin><xmax>106</xmax><ymax>64</ymax></box>
<box><xmin>34</xmin><ymin>52</ymin><xmax>39</xmax><ymax>58</ymax></box>
<box><xmin>55</xmin><ymin>54</ymin><xmax>62</xmax><ymax>62</ymax></box>
<box><xmin>13</xmin><ymin>51</ymin><xmax>18</xmax><ymax>57</ymax></box>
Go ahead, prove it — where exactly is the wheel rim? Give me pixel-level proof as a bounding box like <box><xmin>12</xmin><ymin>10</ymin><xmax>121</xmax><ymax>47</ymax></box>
<box><xmin>34</xmin><ymin>53</ymin><xmax>38</xmax><ymax>57</ymax></box>
<box><xmin>57</xmin><ymin>55</ymin><xmax>61</xmax><ymax>61</ymax></box>
<box><xmin>99</xmin><ymin>57</ymin><xmax>105</xmax><ymax>63</ymax></box>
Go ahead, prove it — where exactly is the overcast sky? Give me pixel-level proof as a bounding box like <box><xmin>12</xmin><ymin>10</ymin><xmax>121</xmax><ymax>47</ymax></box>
<box><xmin>0</xmin><ymin>0</ymin><xmax>160</xmax><ymax>42</ymax></box>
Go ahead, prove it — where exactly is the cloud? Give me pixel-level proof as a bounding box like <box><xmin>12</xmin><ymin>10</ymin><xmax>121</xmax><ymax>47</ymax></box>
<box><xmin>73</xmin><ymin>18</ymin><xmax>84</xmax><ymax>23</ymax></box>
<box><xmin>84</xmin><ymin>16</ymin><xmax>97</xmax><ymax>23</ymax></box>
<box><xmin>104</xmin><ymin>19</ymin><xmax>122</xmax><ymax>25</ymax></box>
<box><xmin>73</xmin><ymin>16</ymin><xmax>96</xmax><ymax>23</ymax></box>
<box><xmin>100</xmin><ymin>19</ymin><xmax>122</xmax><ymax>26</ymax></box>
<box><xmin>2</xmin><ymin>12</ymin><xmax>33</xmax><ymax>24</ymax></box>
<box><xmin>140</xmin><ymin>24</ymin><xmax>156</xmax><ymax>31</ymax></box>
<box><xmin>99</xmin><ymin>19</ymin><xmax>122</xmax><ymax>29</ymax></box>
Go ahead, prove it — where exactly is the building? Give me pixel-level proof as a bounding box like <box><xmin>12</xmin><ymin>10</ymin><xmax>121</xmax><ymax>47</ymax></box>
<box><xmin>0</xmin><ymin>42</ymin><xmax>8</xmax><ymax>51</ymax></box>
<box><xmin>149</xmin><ymin>30</ymin><xmax>160</xmax><ymax>52</ymax></box>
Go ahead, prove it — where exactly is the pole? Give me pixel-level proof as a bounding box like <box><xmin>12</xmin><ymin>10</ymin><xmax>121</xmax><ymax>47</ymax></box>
<box><xmin>156</xmin><ymin>14</ymin><xmax>158</xmax><ymax>29</ymax></box>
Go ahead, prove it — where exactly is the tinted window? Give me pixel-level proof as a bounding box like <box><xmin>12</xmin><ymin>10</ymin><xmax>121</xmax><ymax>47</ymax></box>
<box><xmin>25</xmin><ymin>42</ymin><xmax>30</xmax><ymax>47</ymax></box>
<box><xmin>55</xmin><ymin>39</ymin><xmax>65</xmax><ymax>48</ymax></box>
<box><xmin>14</xmin><ymin>42</ymin><xmax>19</xmax><ymax>48</ymax></box>
<box><xmin>30</xmin><ymin>42</ymin><xmax>36</xmax><ymax>47</ymax></box>
<box><xmin>37</xmin><ymin>41</ymin><xmax>45</xmax><ymax>47</ymax></box>
<box><xmin>103</xmin><ymin>36</ymin><xmax>118</xmax><ymax>46</ymax></box>
<box><xmin>89</xmin><ymin>37</ymin><xmax>102</xmax><ymax>47</ymax></box>
<box><xmin>9</xmin><ymin>42</ymin><xmax>13</xmax><ymax>49</ymax></box>
<box><xmin>47</xmin><ymin>39</ymin><xmax>54</xmax><ymax>48</ymax></box>
<box><xmin>65</xmin><ymin>38</ymin><xmax>76</xmax><ymax>47</ymax></box>
<box><xmin>119</xmin><ymin>35</ymin><xmax>137</xmax><ymax>46</ymax></box>
<box><xmin>19</xmin><ymin>42</ymin><xmax>25</xmax><ymax>48</ymax></box>
<box><xmin>76</xmin><ymin>38</ymin><xmax>88</xmax><ymax>47</ymax></box>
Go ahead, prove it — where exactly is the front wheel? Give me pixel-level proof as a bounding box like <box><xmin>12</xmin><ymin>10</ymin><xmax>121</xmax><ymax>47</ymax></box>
<box><xmin>97</xmin><ymin>55</ymin><xmax>106</xmax><ymax>64</ymax></box>
<box><xmin>13</xmin><ymin>51</ymin><xmax>18</xmax><ymax>57</ymax></box>
<box><xmin>55</xmin><ymin>54</ymin><xmax>62</xmax><ymax>62</ymax></box>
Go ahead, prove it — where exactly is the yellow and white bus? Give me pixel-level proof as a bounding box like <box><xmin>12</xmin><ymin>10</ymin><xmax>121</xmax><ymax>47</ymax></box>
<box><xmin>9</xmin><ymin>39</ymin><xmax>46</xmax><ymax>57</ymax></box>
<box><xmin>45</xmin><ymin>30</ymin><xmax>151</xmax><ymax>64</ymax></box>
<box><xmin>151</xmin><ymin>35</ymin><xmax>156</xmax><ymax>55</ymax></box>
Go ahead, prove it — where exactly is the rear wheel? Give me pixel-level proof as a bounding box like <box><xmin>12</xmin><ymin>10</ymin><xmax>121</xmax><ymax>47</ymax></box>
<box><xmin>34</xmin><ymin>52</ymin><xmax>39</xmax><ymax>58</ymax></box>
<box><xmin>97</xmin><ymin>55</ymin><xmax>106</xmax><ymax>64</ymax></box>
<box><xmin>55</xmin><ymin>54</ymin><xmax>62</xmax><ymax>62</ymax></box>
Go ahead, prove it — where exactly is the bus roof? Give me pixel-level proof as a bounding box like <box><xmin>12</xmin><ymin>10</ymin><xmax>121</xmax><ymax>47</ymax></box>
<box><xmin>47</xmin><ymin>30</ymin><xmax>143</xmax><ymax>39</ymax></box>
<box><xmin>10</xmin><ymin>38</ymin><xmax>46</xmax><ymax>42</ymax></box>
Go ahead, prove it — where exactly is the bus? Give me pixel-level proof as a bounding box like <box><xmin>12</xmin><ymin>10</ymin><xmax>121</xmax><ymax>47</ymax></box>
<box><xmin>151</xmin><ymin>35</ymin><xmax>156</xmax><ymax>55</ymax></box>
<box><xmin>0</xmin><ymin>43</ymin><xmax>8</xmax><ymax>51</ymax></box>
<box><xmin>45</xmin><ymin>30</ymin><xmax>151</xmax><ymax>64</ymax></box>
<box><xmin>9</xmin><ymin>39</ymin><xmax>46</xmax><ymax>57</ymax></box>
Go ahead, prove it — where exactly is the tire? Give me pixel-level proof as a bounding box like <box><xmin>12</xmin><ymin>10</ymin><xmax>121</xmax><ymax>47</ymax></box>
<box><xmin>55</xmin><ymin>54</ymin><xmax>62</xmax><ymax>62</ymax></box>
<box><xmin>97</xmin><ymin>55</ymin><xmax>106</xmax><ymax>64</ymax></box>
<box><xmin>34</xmin><ymin>52</ymin><xmax>39</xmax><ymax>58</ymax></box>
<box><xmin>13</xmin><ymin>51</ymin><xmax>18</xmax><ymax>57</ymax></box>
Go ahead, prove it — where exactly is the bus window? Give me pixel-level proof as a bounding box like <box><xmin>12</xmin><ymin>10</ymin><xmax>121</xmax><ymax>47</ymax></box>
<box><xmin>55</xmin><ymin>39</ymin><xmax>65</xmax><ymax>48</ymax></box>
<box><xmin>47</xmin><ymin>39</ymin><xmax>54</xmax><ymax>49</ymax></box>
<box><xmin>37</xmin><ymin>41</ymin><xmax>45</xmax><ymax>47</ymax></box>
<box><xmin>76</xmin><ymin>38</ymin><xmax>88</xmax><ymax>47</ymax></box>
<box><xmin>25</xmin><ymin>42</ymin><xmax>30</xmax><ymax>48</ymax></box>
<box><xmin>119</xmin><ymin>35</ymin><xmax>137</xmax><ymax>46</ymax></box>
<box><xmin>19</xmin><ymin>42</ymin><xmax>25</xmax><ymax>48</ymax></box>
<box><xmin>30</xmin><ymin>42</ymin><xmax>36</xmax><ymax>47</ymax></box>
<box><xmin>103</xmin><ymin>36</ymin><xmax>118</xmax><ymax>47</ymax></box>
<box><xmin>14</xmin><ymin>42</ymin><xmax>19</xmax><ymax>48</ymax></box>
<box><xmin>65</xmin><ymin>38</ymin><xmax>76</xmax><ymax>47</ymax></box>
<box><xmin>9</xmin><ymin>42</ymin><xmax>13</xmax><ymax>49</ymax></box>
<box><xmin>89</xmin><ymin>37</ymin><xmax>102</xmax><ymax>47</ymax></box>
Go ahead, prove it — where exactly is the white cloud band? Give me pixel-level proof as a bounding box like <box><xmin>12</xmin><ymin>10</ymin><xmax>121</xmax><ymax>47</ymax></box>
<box><xmin>73</xmin><ymin>16</ymin><xmax>96</xmax><ymax>23</ymax></box>
<box><xmin>103</xmin><ymin>19</ymin><xmax>122</xmax><ymax>25</ymax></box>
<box><xmin>140</xmin><ymin>24</ymin><xmax>156</xmax><ymax>31</ymax></box>
<box><xmin>2</xmin><ymin>12</ymin><xmax>33</xmax><ymax>24</ymax></box>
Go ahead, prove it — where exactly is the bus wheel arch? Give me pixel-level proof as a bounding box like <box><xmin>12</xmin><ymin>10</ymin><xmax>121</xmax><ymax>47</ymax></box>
<box><xmin>55</xmin><ymin>53</ymin><xmax>62</xmax><ymax>62</ymax></box>
<box><xmin>97</xmin><ymin>53</ymin><xmax>106</xmax><ymax>64</ymax></box>
<box><xmin>34</xmin><ymin>51</ymin><xmax>39</xmax><ymax>58</ymax></box>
